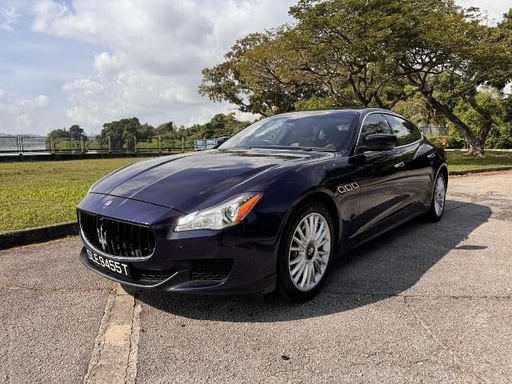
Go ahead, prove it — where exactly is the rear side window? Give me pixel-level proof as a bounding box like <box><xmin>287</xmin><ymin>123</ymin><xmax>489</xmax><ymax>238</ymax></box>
<box><xmin>384</xmin><ymin>114</ymin><xmax>422</xmax><ymax>146</ymax></box>
<box><xmin>359</xmin><ymin>114</ymin><xmax>392</xmax><ymax>144</ymax></box>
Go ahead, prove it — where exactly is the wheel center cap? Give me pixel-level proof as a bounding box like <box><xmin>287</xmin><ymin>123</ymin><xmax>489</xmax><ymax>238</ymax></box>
<box><xmin>306</xmin><ymin>242</ymin><xmax>316</xmax><ymax>259</ymax></box>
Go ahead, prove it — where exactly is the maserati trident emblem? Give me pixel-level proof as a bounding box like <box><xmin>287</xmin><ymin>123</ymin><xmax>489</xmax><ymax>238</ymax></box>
<box><xmin>97</xmin><ymin>220</ymin><xmax>108</xmax><ymax>251</ymax></box>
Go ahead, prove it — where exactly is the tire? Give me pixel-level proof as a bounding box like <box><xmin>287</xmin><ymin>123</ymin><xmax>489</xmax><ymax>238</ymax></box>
<box><xmin>276</xmin><ymin>203</ymin><xmax>335</xmax><ymax>301</ymax></box>
<box><xmin>425</xmin><ymin>173</ymin><xmax>447</xmax><ymax>222</ymax></box>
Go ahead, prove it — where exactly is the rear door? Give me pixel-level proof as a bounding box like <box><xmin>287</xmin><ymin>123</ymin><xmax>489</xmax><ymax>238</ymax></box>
<box><xmin>348</xmin><ymin>113</ymin><xmax>406</xmax><ymax>238</ymax></box>
<box><xmin>383</xmin><ymin>113</ymin><xmax>433</xmax><ymax>209</ymax></box>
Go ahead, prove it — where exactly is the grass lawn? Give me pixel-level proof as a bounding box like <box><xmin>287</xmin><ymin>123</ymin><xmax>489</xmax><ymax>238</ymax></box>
<box><xmin>0</xmin><ymin>151</ymin><xmax>511</xmax><ymax>233</ymax></box>
<box><xmin>0</xmin><ymin>157</ymin><xmax>144</xmax><ymax>233</ymax></box>
<box><xmin>447</xmin><ymin>150</ymin><xmax>512</xmax><ymax>172</ymax></box>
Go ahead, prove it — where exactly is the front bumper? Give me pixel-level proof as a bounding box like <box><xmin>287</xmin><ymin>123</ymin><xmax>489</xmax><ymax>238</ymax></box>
<box><xmin>79</xmin><ymin>244</ymin><xmax>276</xmax><ymax>294</ymax></box>
<box><xmin>77</xmin><ymin>193</ymin><xmax>281</xmax><ymax>295</ymax></box>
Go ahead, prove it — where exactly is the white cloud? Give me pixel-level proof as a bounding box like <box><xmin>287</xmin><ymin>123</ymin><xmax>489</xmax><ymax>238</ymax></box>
<box><xmin>0</xmin><ymin>6</ymin><xmax>21</xmax><ymax>31</ymax></box>
<box><xmin>93</xmin><ymin>52</ymin><xmax>123</xmax><ymax>80</ymax></box>
<box><xmin>0</xmin><ymin>90</ymin><xmax>49</xmax><ymax>113</ymax></box>
<box><xmin>1</xmin><ymin>0</ymin><xmax>508</xmax><ymax>135</ymax></box>
<box><xmin>28</xmin><ymin>0</ymin><xmax>296</xmax><ymax>133</ymax></box>
<box><xmin>15</xmin><ymin>113</ymin><xmax>34</xmax><ymax>129</ymax></box>
<box><xmin>0</xmin><ymin>90</ymin><xmax>50</xmax><ymax>133</ymax></box>
<box><xmin>457</xmin><ymin>0</ymin><xmax>510</xmax><ymax>24</ymax></box>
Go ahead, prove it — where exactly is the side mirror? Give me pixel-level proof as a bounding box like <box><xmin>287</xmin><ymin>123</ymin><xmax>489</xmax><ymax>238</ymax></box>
<box><xmin>360</xmin><ymin>134</ymin><xmax>397</xmax><ymax>152</ymax></box>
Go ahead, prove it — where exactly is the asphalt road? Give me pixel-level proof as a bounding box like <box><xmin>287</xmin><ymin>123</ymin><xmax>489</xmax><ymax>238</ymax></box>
<box><xmin>1</xmin><ymin>171</ymin><xmax>511</xmax><ymax>384</ymax></box>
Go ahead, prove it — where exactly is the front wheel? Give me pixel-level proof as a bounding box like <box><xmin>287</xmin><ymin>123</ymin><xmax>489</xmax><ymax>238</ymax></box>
<box><xmin>425</xmin><ymin>173</ymin><xmax>447</xmax><ymax>222</ymax></box>
<box><xmin>276</xmin><ymin>203</ymin><xmax>334</xmax><ymax>301</ymax></box>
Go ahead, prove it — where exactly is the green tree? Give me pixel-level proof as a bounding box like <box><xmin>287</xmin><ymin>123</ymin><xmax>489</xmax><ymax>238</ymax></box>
<box><xmin>47</xmin><ymin>128</ymin><xmax>70</xmax><ymax>140</ymax></box>
<box><xmin>199</xmin><ymin>32</ymin><xmax>281</xmax><ymax>116</ymax></box>
<box><xmin>68</xmin><ymin>124</ymin><xmax>85</xmax><ymax>140</ymax></box>
<box><xmin>48</xmin><ymin>124</ymin><xmax>86</xmax><ymax>140</ymax></box>
<box><xmin>155</xmin><ymin>122</ymin><xmax>175</xmax><ymax>135</ymax></box>
<box><xmin>200</xmin><ymin>0</ymin><xmax>512</xmax><ymax>156</ymax></box>
<box><xmin>199</xmin><ymin>31</ymin><xmax>324</xmax><ymax>116</ymax></box>
<box><xmin>458</xmin><ymin>89</ymin><xmax>511</xmax><ymax>149</ymax></box>
<box><xmin>97</xmin><ymin>117</ymin><xmax>153</xmax><ymax>150</ymax></box>
<box><xmin>290</xmin><ymin>0</ymin><xmax>512</xmax><ymax>155</ymax></box>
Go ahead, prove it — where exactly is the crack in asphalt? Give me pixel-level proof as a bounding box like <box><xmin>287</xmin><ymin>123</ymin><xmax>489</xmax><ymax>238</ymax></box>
<box><xmin>403</xmin><ymin>296</ymin><xmax>491</xmax><ymax>384</ymax></box>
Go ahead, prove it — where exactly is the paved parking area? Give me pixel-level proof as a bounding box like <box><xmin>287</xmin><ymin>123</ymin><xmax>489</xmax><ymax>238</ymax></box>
<box><xmin>1</xmin><ymin>171</ymin><xmax>511</xmax><ymax>383</ymax></box>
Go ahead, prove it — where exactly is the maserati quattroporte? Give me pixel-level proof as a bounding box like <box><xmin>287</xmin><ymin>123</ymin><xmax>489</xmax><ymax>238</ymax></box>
<box><xmin>78</xmin><ymin>108</ymin><xmax>448</xmax><ymax>301</ymax></box>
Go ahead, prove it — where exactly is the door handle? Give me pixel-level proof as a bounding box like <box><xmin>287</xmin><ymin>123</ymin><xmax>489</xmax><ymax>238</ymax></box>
<box><xmin>427</xmin><ymin>153</ymin><xmax>436</xmax><ymax>159</ymax></box>
<box><xmin>394</xmin><ymin>162</ymin><xmax>405</xmax><ymax>168</ymax></box>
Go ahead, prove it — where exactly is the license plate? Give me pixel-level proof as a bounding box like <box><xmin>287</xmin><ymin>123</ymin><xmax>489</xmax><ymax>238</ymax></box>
<box><xmin>86</xmin><ymin>248</ymin><xmax>130</xmax><ymax>277</ymax></box>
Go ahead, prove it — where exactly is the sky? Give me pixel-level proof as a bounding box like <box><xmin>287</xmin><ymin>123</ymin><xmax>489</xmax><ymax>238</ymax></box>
<box><xmin>0</xmin><ymin>0</ymin><xmax>510</xmax><ymax>137</ymax></box>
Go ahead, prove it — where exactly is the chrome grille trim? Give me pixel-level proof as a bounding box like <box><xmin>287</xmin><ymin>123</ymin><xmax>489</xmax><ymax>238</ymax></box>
<box><xmin>78</xmin><ymin>210</ymin><xmax>156</xmax><ymax>259</ymax></box>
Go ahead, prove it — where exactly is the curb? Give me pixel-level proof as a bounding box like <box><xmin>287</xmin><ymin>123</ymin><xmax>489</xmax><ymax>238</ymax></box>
<box><xmin>0</xmin><ymin>222</ymin><xmax>78</xmax><ymax>251</ymax></box>
<box><xmin>449</xmin><ymin>166</ymin><xmax>512</xmax><ymax>176</ymax></box>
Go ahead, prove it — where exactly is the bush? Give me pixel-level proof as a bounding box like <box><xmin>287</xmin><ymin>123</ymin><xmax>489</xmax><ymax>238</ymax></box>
<box><xmin>426</xmin><ymin>135</ymin><xmax>465</xmax><ymax>149</ymax></box>
<box><xmin>486</xmin><ymin>125</ymin><xmax>512</xmax><ymax>149</ymax></box>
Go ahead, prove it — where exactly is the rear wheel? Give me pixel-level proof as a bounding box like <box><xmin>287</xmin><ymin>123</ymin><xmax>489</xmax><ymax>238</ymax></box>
<box><xmin>425</xmin><ymin>173</ymin><xmax>446</xmax><ymax>222</ymax></box>
<box><xmin>276</xmin><ymin>203</ymin><xmax>334</xmax><ymax>301</ymax></box>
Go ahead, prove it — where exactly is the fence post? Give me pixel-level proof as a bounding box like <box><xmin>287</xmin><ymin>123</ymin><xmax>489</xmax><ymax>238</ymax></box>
<box><xmin>158</xmin><ymin>137</ymin><xmax>162</xmax><ymax>153</ymax></box>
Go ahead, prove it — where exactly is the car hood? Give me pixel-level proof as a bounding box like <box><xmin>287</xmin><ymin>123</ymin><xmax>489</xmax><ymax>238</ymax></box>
<box><xmin>90</xmin><ymin>149</ymin><xmax>331</xmax><ymax>212</ymax></box>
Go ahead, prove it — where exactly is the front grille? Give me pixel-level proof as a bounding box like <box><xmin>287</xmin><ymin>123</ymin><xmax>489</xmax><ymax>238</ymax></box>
<box><xmin>79</xmin><ymin>210</ymin><xmax>156</xmax><ymax>258</ymax></box>
<box><xmin>190</xmin><ymin>259</ymin><xmax>233</xmax><ymax>281</ymax></box>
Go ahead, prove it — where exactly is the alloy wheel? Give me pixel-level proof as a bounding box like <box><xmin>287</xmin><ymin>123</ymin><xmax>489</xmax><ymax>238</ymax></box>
<box><xmin>434</xmin><ymin>175</ymin><xmax>446</xmax><ymax>217</ymax></box>
<box><xmin>287</xmin><ymin>212</ymin><xmax>332</xmax><ymax>292</ymax></box>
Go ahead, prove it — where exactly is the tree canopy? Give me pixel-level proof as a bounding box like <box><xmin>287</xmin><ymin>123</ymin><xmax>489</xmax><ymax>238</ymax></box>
<box><xmin>96</xmin><ymin>117</ymin><xmax>155</xmax><ymax>150</ymax></box>
<box><xmin>48</xmin><ymin>124</ymin><xmax>86</xmax><ymax>141</ymax></box>
<box><xmin>199</xmin><ymin>0</ymin><xmax>512</xmax><ymax>155</ymax></box>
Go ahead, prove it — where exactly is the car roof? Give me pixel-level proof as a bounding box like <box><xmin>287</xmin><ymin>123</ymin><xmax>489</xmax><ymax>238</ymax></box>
<box><xmin>277</xmin><ymin>107</ymin><xmax>399</xmax><ymax>118</ymax></box>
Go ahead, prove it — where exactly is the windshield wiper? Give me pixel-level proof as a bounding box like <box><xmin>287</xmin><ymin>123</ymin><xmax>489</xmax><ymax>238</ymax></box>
<box><xmin>249</xmin><ymin>145</ymin><xmax>314</xmax><ymax>151</ymax></box>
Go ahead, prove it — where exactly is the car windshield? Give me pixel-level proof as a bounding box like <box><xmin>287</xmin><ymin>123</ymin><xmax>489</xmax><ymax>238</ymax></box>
<box><xmin>218</xmin><ymin>111</ymin><xmax>357</xmax><ymax>151</ymax></box>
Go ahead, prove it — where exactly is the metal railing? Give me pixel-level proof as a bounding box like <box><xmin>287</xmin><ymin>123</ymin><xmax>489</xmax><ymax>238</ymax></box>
<box><xmin>0</xmin><ymin>130</ymin><xmax>451</xmax><ymax>155</ymax></box>
<box><xmin>0</xmin><ymin>136</ymin><xmax>193</xmax><ymax>155</ymax></box>
<box><xmin>419</xmin><ymin>125</ymin><xmax>449</xmax><ymax>136</ymax></box>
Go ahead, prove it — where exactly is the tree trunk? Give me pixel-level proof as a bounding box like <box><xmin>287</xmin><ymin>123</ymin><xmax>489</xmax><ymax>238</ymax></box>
<box><xmin>464</xmin><ymin>135</ymin><xmax>485</xmax><ymax>157</ymax></box>
<box><xmin>417</xmin><ymin>89</ymin><xmax>486</xmax><ymax>156</ymax></box>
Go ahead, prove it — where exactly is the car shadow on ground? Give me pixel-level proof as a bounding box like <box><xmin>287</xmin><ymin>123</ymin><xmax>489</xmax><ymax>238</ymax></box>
<box><xmin>125</xmin><ymin>199</ymin><xmax>491</xmax><ymax>322</ymax></box>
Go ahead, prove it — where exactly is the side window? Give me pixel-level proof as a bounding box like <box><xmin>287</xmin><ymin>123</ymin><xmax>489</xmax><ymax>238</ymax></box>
<box><xmin>384</xmin><ymin>114</ymin><xmax>421</xmax><ymax>146</ymax></box>
<box><xmin>359</xmin><ymin>114</ymin><xmax>392</xmax><ymax>144</ymax></box>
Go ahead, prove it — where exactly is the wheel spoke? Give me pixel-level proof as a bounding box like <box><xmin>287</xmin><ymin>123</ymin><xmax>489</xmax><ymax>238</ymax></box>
<box><xmin>306</xmin><ymin>263</ymin><xmax>315</xmax><ymax>286</ymax></box>
<box><xmin>289</xmin><ymin>252</ymin><xmax>304</xmax><ymax>265</ymax></box>
<box><xmin>299</xmin><ymin>263</ymin><xmax>309</xmax><ymax>287</ymax></box>
<box><xmin>295</xmin><ymin>226</ymin><xmax>308</xmax><ymax>245</ymax></box>
<box><xmin>317</xmin><ymin>236</ymin><xmax>329</xmax><ymax>250</ymax></box>
<box><xmin>291</xmin><ymin>236</ymin><xmax>306</xmax><ymax>248</ymax></box>
<box><xmin>314</xmin><ymin>220</ymin><xmax>325</xmax><ymax>242</ymax></box>
<box><xmin>291</xmin><ymin>257</ymin><xmax>306</xmax><ymax>280</ymax></box>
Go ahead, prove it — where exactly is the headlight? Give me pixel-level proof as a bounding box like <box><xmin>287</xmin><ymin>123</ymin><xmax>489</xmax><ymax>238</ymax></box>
<box><xmin>174</xmin><ymin>193</ymin><xmax>262</xmax><ymax>232</ymax></box>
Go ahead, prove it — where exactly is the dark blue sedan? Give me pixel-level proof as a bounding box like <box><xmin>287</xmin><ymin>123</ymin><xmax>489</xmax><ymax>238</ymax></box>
<box><xmin>77</xmin><ymin>108</ymin><xmax>448</xmax><ymax>301</ymax></box>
